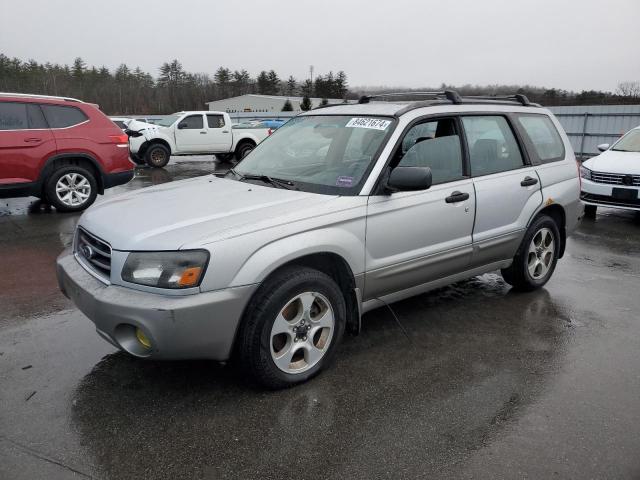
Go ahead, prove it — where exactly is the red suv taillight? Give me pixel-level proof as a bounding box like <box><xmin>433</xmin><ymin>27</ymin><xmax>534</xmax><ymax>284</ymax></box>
<box><xmin>109</xmin><ymin>133</ymin><xmax>129</xmax><ymax>144</ymax></box>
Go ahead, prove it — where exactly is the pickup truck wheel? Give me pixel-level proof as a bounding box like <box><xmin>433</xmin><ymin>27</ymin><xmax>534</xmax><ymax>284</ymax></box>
<box><xmin>44</xmin><ymin>165</ymin><xmax>98</xmax><ymax>212</ymax></box>
<box><xmin>235</xmin><ymin>142</ymin><xmax>255</xmax><ymax>161</ymax></box>
<box><xmin>145</xmin><ymin>144</ymin><xmax>170</xmax><ymax>168</ymax></box>
<box><xmin>501</xmin><ymin>215</ymin><xmax>560</xmax><ymax>291</ymax></box>
<box><xmin>238</xmin><ymin>267</ymin><xmax>346</xmax><ymax>389</ymax></box>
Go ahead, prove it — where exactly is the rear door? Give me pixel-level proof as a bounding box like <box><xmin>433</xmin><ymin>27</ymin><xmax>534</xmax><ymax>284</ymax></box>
<box><xmin>206</xmin><ymin>114</ymin><xmax>233</xmax><ymax>152</ymax></box>
<box><xmin>462</xmin><ymin>115</ymin><xmax>542</xmax><ymax>267</ymax></box>
<box><xmin>0</xmin><ymin>102</ymin><xmax>56</xmax><ymax>184</ymax></box>
<box><xmin>174</xmin><ymin>114</ymin><xmax>209</xmax><ymax>152</ymax></box>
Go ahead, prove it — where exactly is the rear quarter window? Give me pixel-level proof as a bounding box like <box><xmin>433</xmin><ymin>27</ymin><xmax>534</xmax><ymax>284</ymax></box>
<box><xmin>516</xmin><ymin>114</ymin><xmax>565</xmax><ymax>162</ymax></box>
<box><xmin>41</xmin><ymin>104</ymin><xmax>89</xmax><ymax>128</ymax></box>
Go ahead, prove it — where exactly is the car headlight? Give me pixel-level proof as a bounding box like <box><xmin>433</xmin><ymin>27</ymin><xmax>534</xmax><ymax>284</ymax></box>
<box><xmin>121</xmin><ymin>250</ymin><xmax>209</xmax><ymax>289</ymax></box>
<box><xmin>579</xmin><ymin>165</ymin><xmax>592</xmax><ymax>180</ymax></box>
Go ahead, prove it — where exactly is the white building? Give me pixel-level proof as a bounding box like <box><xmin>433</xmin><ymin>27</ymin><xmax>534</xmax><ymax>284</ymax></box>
<box><xmin>206</xmin><ymin>94</ymin><xmax>354</xmax><ymax>113</ymax></box>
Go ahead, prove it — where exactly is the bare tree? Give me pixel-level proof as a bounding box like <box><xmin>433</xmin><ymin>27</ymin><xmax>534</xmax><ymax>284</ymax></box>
<box><xmin>616</xmin><ymin>81</ymin><xmax>640</xmax><ymax>98</ymax></box>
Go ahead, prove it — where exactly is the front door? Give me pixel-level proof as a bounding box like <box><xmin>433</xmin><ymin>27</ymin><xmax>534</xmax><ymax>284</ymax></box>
<box><xmin>174</xmin><ymin>114</ymin><xmax>210</xmax><ymax>152</ymax></box>
<box><xmin>364</xmin><ymin>117</ymin><xmax>475</xmax><ymax>300</ymax></box>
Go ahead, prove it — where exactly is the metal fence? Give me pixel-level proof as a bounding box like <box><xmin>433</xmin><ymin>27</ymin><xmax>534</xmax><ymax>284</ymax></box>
<box><xmin>548</xmin><ymin>105</ymin><xmax>640</xmax><ymax>158</ymax></box>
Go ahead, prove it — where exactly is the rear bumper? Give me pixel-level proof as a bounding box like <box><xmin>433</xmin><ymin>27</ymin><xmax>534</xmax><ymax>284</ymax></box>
<box><xmin>103</xmin><ymin>169</ymin><xmax>134</xmax><ymax>189</ymax></box>
<box><xmin>56</xmin><ymin>249</ymin><xmax>257</xmax><ymax>361</ymax></box>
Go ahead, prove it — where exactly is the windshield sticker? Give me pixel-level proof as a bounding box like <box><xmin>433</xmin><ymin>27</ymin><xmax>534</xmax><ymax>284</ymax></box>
<box><xmin>336</xmin><ymin>176</ymin><xmax>354</xmax><ymax>187</ymax></box>
<box><xmin>346</xmin><ymin>118</ymin><xmax>391</xmax><ymax>130</ymax></box>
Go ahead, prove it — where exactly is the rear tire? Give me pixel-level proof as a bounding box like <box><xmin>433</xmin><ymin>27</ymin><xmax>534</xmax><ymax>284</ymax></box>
<box><xmin>501</xmin><ymin>215</ymin><xmax>560</xmax><ymax>292</ymax></box>
<box><xmin>145</xmin><ymin>144</ymin><xmax>170</xmax><ymax>168</ymax></box>
<box><xmin>237</xmin><ymin>267</ymin><xmax>346</xmax><ymax>389</ymax></box>
<box><xmin>584</xmin><ymin>204</ymin><xmax>597</xmax><ymax>219</ymax></box>
<box><xmin>44</xmin><ymin>165</ymin><xmax>98</xmax><ymax>212</ymax></box>
<box><xmin>216</xmin><ymin>153</ymin><xmax>235</xmax><ymax>163</ymax></box>
<box><xmin>235</xmin><ymin>142</ymin><xmax>255</xmax><ymax>161</ymax></box>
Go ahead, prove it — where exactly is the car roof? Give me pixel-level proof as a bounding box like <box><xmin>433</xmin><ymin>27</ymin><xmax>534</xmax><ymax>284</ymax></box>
<box><xmin>0</xmin><ymin>92</ymin><xmax>85</xmax><ymax>104</ymax></box>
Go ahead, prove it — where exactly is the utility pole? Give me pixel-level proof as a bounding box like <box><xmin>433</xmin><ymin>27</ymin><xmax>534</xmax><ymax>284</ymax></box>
<box><xmin>309</xmin><ymin>65</ymin><xmax>314</xmax><ymax>85</ymax></box>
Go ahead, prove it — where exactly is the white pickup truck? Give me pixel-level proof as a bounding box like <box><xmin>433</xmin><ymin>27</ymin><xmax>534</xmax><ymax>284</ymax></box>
<box><xmin>127</xmin><ymin>111</ymin><xmax>272</xmax><ymax>167</ymax></box>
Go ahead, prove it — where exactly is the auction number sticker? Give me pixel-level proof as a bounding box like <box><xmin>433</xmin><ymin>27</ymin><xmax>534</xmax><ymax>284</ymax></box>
<box><xmin>345</xmin><ymin>118</ymin><xmax>391</xmax><ymax>130</ymax></box>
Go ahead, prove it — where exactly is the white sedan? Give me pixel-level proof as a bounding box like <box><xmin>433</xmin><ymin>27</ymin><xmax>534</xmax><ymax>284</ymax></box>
<box><xmin>580</xmin><ymin>125</ymin><xmax>640</xmax><ymax>217</ymax></box>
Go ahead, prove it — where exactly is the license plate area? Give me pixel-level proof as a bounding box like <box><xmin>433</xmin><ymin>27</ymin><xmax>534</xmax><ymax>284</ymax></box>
<box><xmin>612</xmin><ymin>188</ymin><xmax>638</xmax><ymax>200</ymax></box>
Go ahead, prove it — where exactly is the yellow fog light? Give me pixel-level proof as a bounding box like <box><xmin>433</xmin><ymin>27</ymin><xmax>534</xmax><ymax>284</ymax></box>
<box><xmin>135</xmin><ymin>328</ymin><xmax>152</xmax><ymax>349</ymax></box>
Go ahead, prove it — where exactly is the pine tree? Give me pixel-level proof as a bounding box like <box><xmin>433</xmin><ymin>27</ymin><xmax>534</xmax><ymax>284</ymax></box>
<box><xmin>282</xmin><ymin>99</ymin><xmax>294</xmax><ymax>111</ymax></box>
<box><xmin>300</xmin><ymin>95</ymin><xmax>312</xmax><ymax>111</ymax></box>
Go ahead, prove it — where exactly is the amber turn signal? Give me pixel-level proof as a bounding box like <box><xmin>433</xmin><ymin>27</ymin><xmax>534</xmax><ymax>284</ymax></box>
<box><xmin>177</xmin><ymin>266</ymin><xmax>203</xmax><ymax>287</ymax></box>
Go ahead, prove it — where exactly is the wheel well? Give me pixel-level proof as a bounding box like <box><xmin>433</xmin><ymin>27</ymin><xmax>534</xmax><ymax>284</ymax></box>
<box><xmin>236</xmin><ymin>138</ymin><xmax>256</xmax><ymax>150</ymax></box>
<box><xmin>40</xmin><ymin>155</ymin><xmax>104</xmax><ymax>195</ymax></box>
<box><xmin>141</xmin><ymin>139</ymin><xmax>171</xmax><ymax>157</ymax></box>
<box><xmin>264</xmin><ymin>253</ymin><xmax>360</xmax><ymax>334</ymax></box>
<box><xmin>535</xmin><ymin>204</ymin><xmax>566</xmax><ymax>258</ymax></box>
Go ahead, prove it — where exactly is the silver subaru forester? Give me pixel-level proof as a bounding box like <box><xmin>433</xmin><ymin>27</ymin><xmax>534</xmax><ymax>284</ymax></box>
<box><xmin>57</xmin><ymin>91</ymin><xmax>582</xmax><ymax>388</ymax></box>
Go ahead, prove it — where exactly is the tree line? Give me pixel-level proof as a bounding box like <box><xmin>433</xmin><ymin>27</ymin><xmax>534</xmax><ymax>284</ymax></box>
<box><xmin>0</xmin><ymin>54</ymin><xmax>350</xmax><ymax>114</ymax></box>
<box><xmin>1</xmin><ymin>53</ymin><xmax>638</xmax><ymax>115</ymax></box>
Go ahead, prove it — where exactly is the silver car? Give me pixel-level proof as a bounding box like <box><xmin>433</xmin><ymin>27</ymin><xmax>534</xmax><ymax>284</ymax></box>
<box><xmin>57</xmin><ymin>92</ymin><xmax>582</xmax><ymax>388</ymax></box>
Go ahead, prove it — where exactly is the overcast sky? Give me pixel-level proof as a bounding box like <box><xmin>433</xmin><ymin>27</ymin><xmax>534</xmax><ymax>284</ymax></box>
<box><xmin>1</xmin><ymin>0</ymin><xmax>639</xmax><ymax>92</ymax></box>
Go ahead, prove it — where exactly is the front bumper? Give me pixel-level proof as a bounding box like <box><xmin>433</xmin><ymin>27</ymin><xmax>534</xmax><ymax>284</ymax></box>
<box><xmin>56</xmin><ymin>250</ymin><xmax>257</xmax><ymax>361</ymax></box>
<box><xmin>581</xmin><ymin>178</ymin><xmax>640</xmax><ymax>211</ymax></box>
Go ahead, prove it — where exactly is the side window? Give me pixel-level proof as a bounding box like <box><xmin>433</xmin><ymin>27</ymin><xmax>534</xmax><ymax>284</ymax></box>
<box><xmin>462</xmin><ymin>116</ymin><xmax>524</xmax><ymax>176</ymax></box>
<box><xmin>41</xmin><ymin>105</ymin><xmax>88</xmax><ymax>128</ymax></box>
<box><xmin>180</xmin><ymin>115</ymin><xmax>204</xmax><ymax>129</ymax></box>
<box><xmin>395</xmin><ymin>118</ymin><xmax>464</xmax><ymax>185</ymax></box>
<box><xmin>207</xmin><ymin>115</ymin><xmax>225</xmax><ymax>128</ymax></box>
<box><xmin>0</xmin><ymin>102</ymin><xmax>29</xmax><ymax>130</ymax></box>
<box><xmin>27</xmin><ymin>104</ymin><xmax>48</xmax><ymax>129</ymax></box>
<box><xmin>516</xmin><ymin>114</ymin><xmax>565</xmax><ymax>162</ymax></box>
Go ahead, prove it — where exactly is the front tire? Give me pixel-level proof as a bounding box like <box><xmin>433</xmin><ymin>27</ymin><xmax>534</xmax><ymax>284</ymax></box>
<box><xmin>44</xmin><ymin>165</ymin><xmax>98</xmax><ymax>212</ymax></box>
<box><xmin>501</xmin><ymin>215</ymin><xmax>560</xmax><ymax>291</ymax></box>
<box><xmin>145</xmin><ymin>144</ymin><xmax>170</xmax><ymax>168</ymax></box>
<box><xmin>237</xmin><ymin>267</ymin><xmax>346</xmax><ymax>389</ymax></box>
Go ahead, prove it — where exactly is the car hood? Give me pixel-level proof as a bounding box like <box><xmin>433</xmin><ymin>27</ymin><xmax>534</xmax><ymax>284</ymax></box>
<box><xmin>583</xmin><ymin>150</ymin><xmax>640</xmax><ymax>174</ymax></box>
<box><xmin>79</xmin><ymin>176</ymin><xmax>340</xmax><ymax>251</ymax></box>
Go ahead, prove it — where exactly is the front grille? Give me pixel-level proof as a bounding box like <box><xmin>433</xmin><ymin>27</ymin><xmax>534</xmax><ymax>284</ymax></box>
<box><xmin>76</xmin><ymin>227</ymin><xmax>111</xmax><ymax>279</ymax></box>
<box><xmin>591</xmin><ymin>171</ymin><xmax>640</xmax><ymax>186</ymax></box>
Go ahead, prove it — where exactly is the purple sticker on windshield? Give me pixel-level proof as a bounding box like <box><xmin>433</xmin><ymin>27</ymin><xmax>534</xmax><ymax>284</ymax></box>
<box><xmin>336</xmin><ymin>176</ymin><xmax>354</xmax><ymax>187</ymax></box>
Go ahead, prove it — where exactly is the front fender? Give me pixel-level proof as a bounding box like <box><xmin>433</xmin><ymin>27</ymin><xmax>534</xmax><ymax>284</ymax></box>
<box><xmin>229</xmin><ymin>226</ymin><xmax>366</xmax><ymax>288</ymax></box>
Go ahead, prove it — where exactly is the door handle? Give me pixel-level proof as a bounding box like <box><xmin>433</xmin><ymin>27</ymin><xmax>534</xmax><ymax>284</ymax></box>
<box><xmin>445</xmin><ymin>191</ymin><xmax>470</xmax><ymax>203</ymax></box>
<box><xmin>24</xmin><ymin>138</ymin><xmax>42</xmax><ymax>143</ymax></box>
<box><xmin>200</xmin><ymin>131</ymin><xmax>207</xmax><ymax>134</ymax></box>
<box><xmin>222</xmin><ymin>130</ymin><xmax>230</xmax><ymax>133</ymax></box>
<box><xmin>521</xmin><ymin>176</ymin><xmax>538</xmax><ymax>187</ymax></box>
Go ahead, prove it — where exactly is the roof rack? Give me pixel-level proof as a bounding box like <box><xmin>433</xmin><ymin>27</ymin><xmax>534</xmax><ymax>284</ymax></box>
<box><xmin>358</xmin><ymin>90</ymin><xmax>533</xmax><ymax>107</ymax></box>
<box><xmin>359</xmin><ymin>90</ymin><xmax>463</xmax><ymax>105</ymax></box>
<box><xmin>0</xmin><ymin>92</ymin><xmax>83</xmax><ymax>103</ymax></box>
<box><xmin>461</xmin><ymin>94</ymin><xmax>531</xmax><ymax>106</ymax></box>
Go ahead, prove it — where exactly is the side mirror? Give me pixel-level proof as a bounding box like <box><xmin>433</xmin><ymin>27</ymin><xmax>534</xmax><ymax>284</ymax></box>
<box><xmin>387</xmin><ymin>166</ymin><xmax>432</xmax><ymax>192</ymax></box>
<box><xmin>177</xmin><ymin>122</ymin><xmax>188</xmax><ymax>130</ymax></box>
<box><xmin>597</xmin><ymin>143</ymin><xmax>610</xmax><ymax>152</ymax></box>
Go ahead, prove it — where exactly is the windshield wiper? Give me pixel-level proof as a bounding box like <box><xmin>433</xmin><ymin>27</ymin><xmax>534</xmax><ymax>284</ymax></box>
<box><xmin>228</xmin><ymin>169</ymin><xmax>298</xmax><ymax>190</ymax></box>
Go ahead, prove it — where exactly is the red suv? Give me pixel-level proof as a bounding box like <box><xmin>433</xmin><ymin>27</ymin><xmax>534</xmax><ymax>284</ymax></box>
<box><xmin>0</xmin><ymin>93</ymin><xmax>134</xmax><ymax>212</ymax></box>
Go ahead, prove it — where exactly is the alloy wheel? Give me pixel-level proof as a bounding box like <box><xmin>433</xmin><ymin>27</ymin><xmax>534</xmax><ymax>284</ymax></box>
<box><xmin>55</xmin><ymin>173</ymin><xmax>91</xmax><ymax>207</ymax></box>
<box><xmin>527</xmin><ymin>227</ymin><xmax>555</xmax><ymax>280</ymax></box>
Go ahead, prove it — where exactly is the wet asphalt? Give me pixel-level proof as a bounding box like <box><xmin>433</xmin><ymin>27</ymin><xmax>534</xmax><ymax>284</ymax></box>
<box><xmin>1</xmin><ymin>157</ymin><xmax>639</xmax><ymax>480</ymax></box>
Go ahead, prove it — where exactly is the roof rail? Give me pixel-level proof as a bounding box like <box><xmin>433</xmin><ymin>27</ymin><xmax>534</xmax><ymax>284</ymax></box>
<box><xmin>0</xmin><ymin>92</ymin><xmax>83</xmax><ymax>103</ymax></box>
<box><xmin>460</xmin><ymin>94</ymin><xmax>531</xmax><ymax>106</ymax></box>
<box><xmin>359</xmin><ymin>90</ymin><xmax>463</xmax><ymax>105</ymax></box>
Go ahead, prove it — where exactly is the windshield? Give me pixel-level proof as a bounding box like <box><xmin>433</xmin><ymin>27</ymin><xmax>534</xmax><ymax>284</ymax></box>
<box><xmin>612</xmin><ymin>129</ymin><xmax>640</xmax><ymax>152</ymax></box>
<box><xmin>232</xmin><ymin>115</ymin><xmax>394</xmax><ymax>195</ymax></box>
<box><xmin>155</xmin><ymin>115</ymin><xmax>180</xmax><ymax>127</ymax></box>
